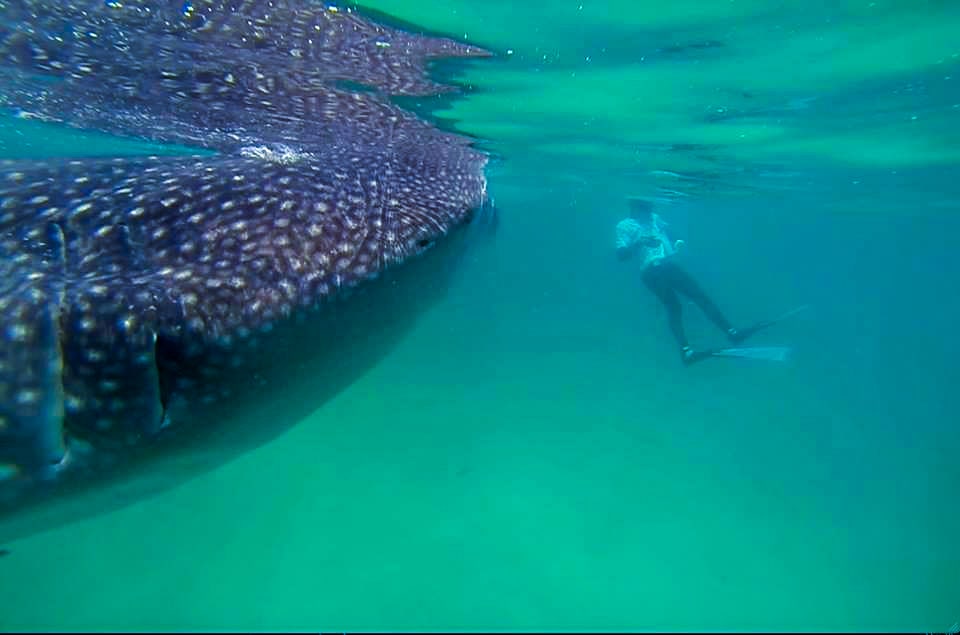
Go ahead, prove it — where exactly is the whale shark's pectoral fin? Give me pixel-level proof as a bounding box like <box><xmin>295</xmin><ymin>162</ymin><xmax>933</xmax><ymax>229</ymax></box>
<box><xmin>0</xmin><ymin>294</ymin><xmax>66</xmax><ymax>485</ymax></box>
<box><xmin>0</xmin><ymin>210</ymin><xmax>167</xmax><ymax>497</ymax></box>
<box><xmin>0</xmin><ymin>238</ymin><xmax>68</xmax><ymax>489</ymax></box>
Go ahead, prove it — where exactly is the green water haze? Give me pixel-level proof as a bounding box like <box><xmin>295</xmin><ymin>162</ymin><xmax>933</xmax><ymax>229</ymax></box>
<box><xmin>0</xmin><ymin>0</ymin><xmax>958</xmax><ymax>631</ymax></box>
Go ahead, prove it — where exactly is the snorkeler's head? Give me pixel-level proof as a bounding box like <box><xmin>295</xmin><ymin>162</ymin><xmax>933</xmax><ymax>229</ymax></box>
<box><xmin>627</xmin><ymin>196</ymin><xmax>654</xmax><ymax>218</ymax></box>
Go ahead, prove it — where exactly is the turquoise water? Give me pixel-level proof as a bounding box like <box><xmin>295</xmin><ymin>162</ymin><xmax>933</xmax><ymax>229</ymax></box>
<box><xmin>1</xmin><ymin>0</ymin><xmax>959</xmax><ymax>631</ymax></box>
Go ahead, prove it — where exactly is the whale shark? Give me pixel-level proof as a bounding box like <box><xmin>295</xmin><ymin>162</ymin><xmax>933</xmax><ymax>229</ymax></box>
<box><xmin>0</xmin><ymin>0</ymin><xmax>494</xmax><ymax>535</ymax></box>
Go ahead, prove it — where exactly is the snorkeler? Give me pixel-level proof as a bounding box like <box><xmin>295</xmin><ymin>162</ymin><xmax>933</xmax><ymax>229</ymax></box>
<box><xmin>615</xmin><ymin>197</ymin><xmax>749</xmax><ymax>365</ymax></box>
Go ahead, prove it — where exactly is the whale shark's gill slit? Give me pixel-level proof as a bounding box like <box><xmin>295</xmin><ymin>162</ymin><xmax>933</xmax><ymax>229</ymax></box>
<box><xmin>154</xmin><ymin>331</ymin><xmax>186</xmax><ymax>434</ymax></box>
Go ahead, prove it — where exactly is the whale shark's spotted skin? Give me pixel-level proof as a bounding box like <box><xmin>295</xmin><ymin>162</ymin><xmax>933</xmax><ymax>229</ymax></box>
<box><xmin>0</xmin><ymin>1</ymin><xmax>491</xmax><ymax>506</ymax></box>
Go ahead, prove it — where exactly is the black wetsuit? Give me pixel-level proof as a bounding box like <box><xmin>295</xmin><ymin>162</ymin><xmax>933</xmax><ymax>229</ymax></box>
<box><xmin>641</xmin><ymin>260</ymin><xmax>736</xmax><ymax>352</ymax></box>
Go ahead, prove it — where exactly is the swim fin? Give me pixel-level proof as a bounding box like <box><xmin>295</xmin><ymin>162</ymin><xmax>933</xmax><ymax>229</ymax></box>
<box><xmin>730</xmin><ymin>304</ymin><xmax>809</xmax><ymax>344</ymax></box>
<box><xmin>683</xmin><ymin>305</ymin><xmax>806</xmax><ymax>366</ymax></box>
<box><xmin>709</xmin><ymin>346</ymin><xmax>792</xmax><ymax>362</ymax></box>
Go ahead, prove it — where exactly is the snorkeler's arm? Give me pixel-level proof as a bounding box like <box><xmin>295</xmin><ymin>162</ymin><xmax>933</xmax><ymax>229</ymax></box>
<box><xmin>615</xmin><ymin>221</ymin><xmax>635</xmax><ymax>260</ymax></box>
<box><xmin>616</xmin><ymin>220</ymin><xmax>660</xmax><ymax>260</ymax></box>
<box><xmin>617</xmin><ymin>238</ymin><xmax>660</xmax><ymax>260</ymax></box>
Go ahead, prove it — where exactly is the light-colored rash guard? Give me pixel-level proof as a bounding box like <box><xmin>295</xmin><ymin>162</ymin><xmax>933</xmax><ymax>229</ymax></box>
<box><xmin>615</xmin><ymin>213</ymin><xmax>675</xmax><ymax>269</ymax></box>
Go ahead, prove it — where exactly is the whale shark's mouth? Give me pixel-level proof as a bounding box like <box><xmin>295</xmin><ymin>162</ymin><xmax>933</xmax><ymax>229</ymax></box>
<box><xmin>0</xmin><ymin>1</ymin><xmax>494</xmax><ymax>510</ymax></box>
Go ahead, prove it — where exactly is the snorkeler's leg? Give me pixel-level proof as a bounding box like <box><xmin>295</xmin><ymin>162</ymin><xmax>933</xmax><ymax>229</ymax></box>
<box><xmin>642</xmin><ymin>266</ymin><xmax>689</xmax><ymax>353</ymax></box>
<box><xmin>662</xmin><ymin>262</ymin><xmax>739</xmax><ymax>340</ymax></box>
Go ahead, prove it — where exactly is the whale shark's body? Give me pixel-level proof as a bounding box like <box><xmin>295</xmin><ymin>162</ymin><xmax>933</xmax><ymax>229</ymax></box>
<box><xmin>0</xmin><ymin>0</ymin><xmax>493</xmax><ymax>528</ymax></box>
